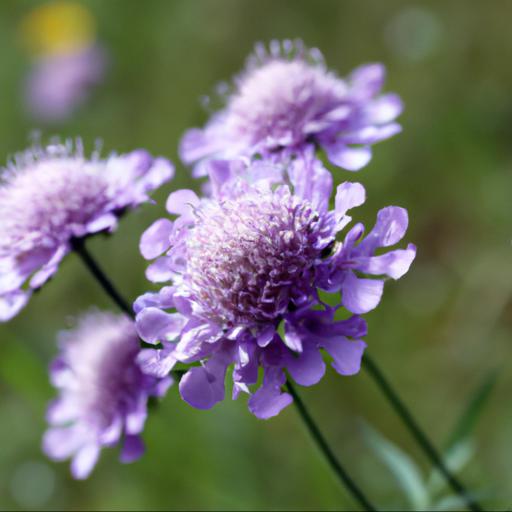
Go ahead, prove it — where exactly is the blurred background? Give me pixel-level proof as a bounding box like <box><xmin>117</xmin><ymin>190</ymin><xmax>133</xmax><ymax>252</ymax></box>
<box><xmin>0</xmin><ymin>0</ymin><xmax>511</xmax><ymax>510</ymax></box>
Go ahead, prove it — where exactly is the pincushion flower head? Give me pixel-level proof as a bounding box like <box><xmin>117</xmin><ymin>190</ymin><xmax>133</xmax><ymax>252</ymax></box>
<box><xmin>135</xmin><ymin>160</ymin><xmax>416</xmax><ymax>419</ymax></box>
<box><xmin>180</xmin><ymin>39</ymin><xmax>403</xmax><ymax>178</ymax></box>
<box><xmin>0</xmin><ymin>139</ymin><xmax>174</xmax><ymax>322</ymax></box>
<box><xmin>43</xmin><ymin>311</ymin><xmax>172</xmax><ymax>479</ymax></box>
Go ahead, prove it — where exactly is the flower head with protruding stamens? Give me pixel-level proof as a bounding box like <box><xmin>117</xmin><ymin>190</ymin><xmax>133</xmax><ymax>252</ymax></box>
<box><xmin>43</xmin><ymin>311</ymin><xmax>172</xmax><ymax>479</ymax></box>
<box><xmin>180</xmin><ymin>40</ymin><xmax>402</xmax><ymax>177</ymax></box>
<box><xmin>0</xmin><ymin>139</ymin><xmax>174</xmax><ymax>321</ymax></box>
<box><xmin>135</xmin><ymin>161</ymin><xmax>415</xmax><ymax>419</ymax></box>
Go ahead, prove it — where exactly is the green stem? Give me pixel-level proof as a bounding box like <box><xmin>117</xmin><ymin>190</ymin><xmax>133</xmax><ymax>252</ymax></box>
<box><xmin>363</xmin><ymin>354</ymin><xmax>483</xmax><ymax>512</ymax></box>
<box><xmin>286</xmin><ymin>381</ymin><xmax>377</xmax><ymax>511</ymax></box>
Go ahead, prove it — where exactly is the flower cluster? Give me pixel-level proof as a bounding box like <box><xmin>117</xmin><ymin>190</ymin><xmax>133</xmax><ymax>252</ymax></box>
<box><xmin>43</xmin><ymin>311</ymin><xmax>172</xmax><ymax>479</ymax></box>
<box><xmin>0</xmin><ymin>38</ymin><xmax>415</xmax><ymax>479</ymax></box>
<box><xmin>0</xmin><ymin>139</ymin><xmax>174</xmax><ymax>321</ymax></box>
<box><xmin>135</xmin><ymin>158</ymin><xmax>415</xmax><ymax>418</ymax></box>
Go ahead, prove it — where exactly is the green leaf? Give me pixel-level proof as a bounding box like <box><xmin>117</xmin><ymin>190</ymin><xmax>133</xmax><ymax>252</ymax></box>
<box><xmin>432</xmin><ymin>493</ymin><xmax>476</xmax><ymax>511</ymax></box>
<box><xmin>362</xmin><ymin>422</ymin><xmax>429</xmax><ymax>510</ymax></box>
<box><xmin>427</xmin><ymin>439</ymin><xmax>474</xmax><ymax>494</ymax></box>
<box><xmin>426</xmin><ymin>369</ymin><xmax>497</xmax><ymax>494</ymax></box>
<box><xmin>446</xmin><ymin>369</ymin><xmax>498</xmax><ymax>450</ymax></box>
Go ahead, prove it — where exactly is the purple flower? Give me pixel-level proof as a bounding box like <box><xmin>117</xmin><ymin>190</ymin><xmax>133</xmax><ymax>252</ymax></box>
<box><xmin>43</xmin><ymin>310</ymin><xmax>172</xmax><ymax>479</ymax></box>
<box><xmin>180</xmin><ymin>39</ymin><xmax>402</xmax><ymax>177</ymax></box>
<box><xmin>0</xmin><ymin>139</ymin><xmax>174</xmax><ymax>322</ymax></box>
<box><xmin>135</xmin><ymin>162</ymin><xmax>415</xmax><ymax>419</ymax></box>
<box><xmin>25</xmin><ymin>45</ymin><xmax>107</xmax><ymax>122</ymax></box>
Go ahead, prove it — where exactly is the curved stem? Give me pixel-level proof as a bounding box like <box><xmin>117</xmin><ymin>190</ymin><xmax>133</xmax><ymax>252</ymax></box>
<box><xmin>286</xmin><ymin>381</ymin><xmax>377</xmax><ymax>511</ymax></box>
<box><xmin>72</xmin><ymin>238</ymin><xmax>134</xmax><ymax>318</ymax></box>
<box><xmin>362</xmin><ymin>354</ymin><xmax>483</xmax><ymax>512</ymax></box>
<box><xmin>72</xmin><ymin>238</ymin><xmax>158</xmax><ymax>350</ymax></box>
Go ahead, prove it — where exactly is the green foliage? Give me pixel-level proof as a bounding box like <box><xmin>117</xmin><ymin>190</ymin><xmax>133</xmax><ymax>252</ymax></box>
<box><xmin>363</xmin><ymin>369</ymin><xmax>498</xmax><ymax>510</ymax></box>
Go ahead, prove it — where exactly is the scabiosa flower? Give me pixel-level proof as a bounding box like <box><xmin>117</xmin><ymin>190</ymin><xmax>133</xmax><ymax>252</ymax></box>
<box><xmin>135</xmin><ymin>162</ymin><xmax>415</xmax><ymax>419</ymax></box>
<box><xmin>180</xmin><ymin>39</ymin><xmax>402</xmax><ymax>178</ymax></box>
<box><xmin>43</xmin><ymin>311</ymin><xmax>172</xmax><ymax>479</ymax></box>
<box><xmin>0</xmin><ymin>140</ymin><xmax>174</xmax><ymax>322</ymax></box>
<box><xmin>25</xmin><ymin>45</ymin><xmax>107</xmax><ymax>122</ymax></box>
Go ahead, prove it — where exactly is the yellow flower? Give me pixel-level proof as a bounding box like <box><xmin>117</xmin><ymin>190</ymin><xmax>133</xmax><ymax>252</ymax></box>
<box><xmin>20</xmin><ymin>1</ymin><xmax>95</xmax><ymax>56</ymax></box>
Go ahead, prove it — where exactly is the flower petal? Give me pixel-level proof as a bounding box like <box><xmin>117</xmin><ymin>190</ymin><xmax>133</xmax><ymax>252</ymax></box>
<box><xmin>174</xmin><ymin>322</ymin><xmax>221</xmax><ymax>361</ymax></box>
<box><xmin>248</xmin><ymin>367</ymin><xmax>292</xmax><ymax>420</ymax></box>
<box><xmin>325</xmin><ymin>143</ymin><xmax>372</xmax><ymax>171</ymax></box>
<box><xmin>359</xmin><ymin>206</ymin><xmax>409</xmax><ymax>254</ymax></box>
<box><xmin>343</xmin><ymin>123</ymin><xmax>402</xmax><ymax>145</ymax></box>
<box><xmin>137</xmin><ymin>344</ymin><xmax>177</xmax><ymax>378</ymax></box>
<box><xmin>42</xmin><ymin>426</ymin><xmax>83</xmax><ymax>460</ymax></box>
<box><xmin>133</xmin><ymin>286</ymin><xmax>175</xmax><ymax>314</ymax></box>
<box><xmin>349</xmin><ymin>63</ymin><xmax>385</xmax><ymax>100</ymax></box>
<box><xmin>85</xmin><ymin>213</ymin><xmax>118</xmax><ymax>234</ymax></box>
<box><xmin>357</xmin><ymin>244</ymin><xmax>417</xmax><ymax>279</ymax></box>
<box><xmin>322</xmin><ymin>337</ymin><xmax>366</xmax><ymax>376</ymax></box>
<box><xmin>286</xmin><ymin>345</ymin><xmax>326</xmax><ymax>386</ymax></box>
<box><xmin>71</xmin><ymin>443</ymin><xmax>100</xmax><ymax>480</ymax></box>
<box><xmin>135</xmin><ymin>307</ymin><xmax>184</xmax><ymax>344</ymax></box>
<box><xmin>335</xmin><ymin>182</ymin><xmax>366</xmax><ymax>228</ymax></box>
<box><xmin>120</xmin><ymin>435</ymin><xmax>145</xmax><ymax>463</ymax></box>
<box><xmin>365</xmin><ymin>93</ymin><xmax>404</xmax><ymax>124</ymax></box>
<box><xmin>165</xmin><ymin>189</ymin><xmax>200</xmax><ymax>217</ymax></box>
<box><xmin>140</xmin><ymin>218</ymin><xmax>174</xmax><ymax>260</ymax></box>
<box><xmin>138</xmin><ymin>157</ymin><xmax>175</xmax><ymax>193</ymax></box>
<box><xmin>342</xmin><ymin>272</ymin><xmax>384</xmax><ymax>314</ymax></box>
<box><xmin>283</xmin><ymin>321</ymin><xmax>303</xmax><ymax>352</ymax></box>
<box><xmin>0</xmin><ymin>290</ymin><xmax>30</xmax><ymax>322</ymax></box>
<box><xmin>179</xmin><ymin>354</ymin><xmax>229</xmax><ymax>410</ymax></box>
<box><xmin>145</xmin><ymin>256</ymin><xmax>175</xmax><ymax>283</ymax></box>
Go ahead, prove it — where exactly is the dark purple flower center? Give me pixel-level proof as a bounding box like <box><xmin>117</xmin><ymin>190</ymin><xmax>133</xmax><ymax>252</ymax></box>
<box><xmin>185</xmin><ymin>192</ymin><xmax>334</xmax><ymax>326</ymax></box>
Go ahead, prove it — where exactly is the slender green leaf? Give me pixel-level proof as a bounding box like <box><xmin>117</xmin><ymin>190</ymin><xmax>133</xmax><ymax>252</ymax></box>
<box><xmin>446</xmin><ymin>369</ymin><xmax>498</xmax><ymax>450</ymax></box>
<box><xmin>426</xmin><ymin>370</ymin><xmax>497</xmax><ymax>495</ymax></box>
<box><xmin>427</xmin><ymin>439</ymin><xmax>474</xmax><ymax>494</ymax></box>
<box><xmin>432</xmin><ymin>493</ymin><xmax>476</xmax><ymax>511</ymax></box>
<box><xmin>362</xmin><ymin>422</ymin><xmax>429</xmax><ymax>510</ymax></box>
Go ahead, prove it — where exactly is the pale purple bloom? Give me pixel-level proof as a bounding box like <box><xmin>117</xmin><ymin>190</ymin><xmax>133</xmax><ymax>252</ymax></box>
<box><xmin>0</xmin><ymin>139</ymin><xmax>174</xmax><ymax>322</ymax></box>
<box><xmin>135</xmin><ymin>161</ymin><xmax>415</xmax><ymax>419</ymax></box>
<box><xmin>43</xmin><ymin>311</ymin><xmax>172</xmax><ymax>479</ymax></box>
<box><xmin>180</xmin><ymin>39</ymin><xmax>402</xmax><ymax>177</ymax></box>
<box><xmin>25</xmin><ymin>45</ymin><xmax>107</xmax><ymax>122</ymax></box>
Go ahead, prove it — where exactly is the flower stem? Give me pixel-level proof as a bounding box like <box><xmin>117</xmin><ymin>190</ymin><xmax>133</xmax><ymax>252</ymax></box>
<box><xmin>72</xmin><ymin>238</ymin><xmax>134</xmax><ymax>319</ymax></box>
<box><xmin>362</xmin><ymin>354</ymin><xmax>483</xmax><ymax>512</ymax></box>
<box><xmin>286</xmin><ymin>380</ymin><xmax>377</xmax><ymax>511</ymax></box>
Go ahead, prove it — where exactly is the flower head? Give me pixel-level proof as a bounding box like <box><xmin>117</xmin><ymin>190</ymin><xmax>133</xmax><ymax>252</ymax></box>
<box><xmin>43</xmin><ymin>311</ymin><xmax>172</xmax><ymax>479</ymax></box>
<box><xmin>0</xmin><ymin>139</ymin><xmax>174</xmax><ymax>321</ymax></box>
<box><xmin>25</xmin><ymin>45</ymin><xmax>107</xmax><ymax>122</ymax></box>
<box><xmin>135</xmin><ymin>162</ymin><xmax>415</xmax><ymax>419</ymax></box>
<box><xmin>180</xmin><ymin>40</ymin><xmax>402</xmax><ymax>177</ymax></box>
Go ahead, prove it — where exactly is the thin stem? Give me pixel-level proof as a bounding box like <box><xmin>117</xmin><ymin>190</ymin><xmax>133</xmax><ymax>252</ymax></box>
<box><xmin>362</xmin><ymin>354</ymin><xmax>483</xmax><ymax>512</ymax></box>
<box><xmin>72</xmin><ymin>238</ymin><xmax>168</xmax><ymax>352</ymax></box>
<box><xmin>71</xmin><ymin>238</ymin><xmax>134</xmax><ymax>318</ymax></box>
<box><xmin>286</xmin><ymin>380</ymin><xmax>377</xmax><ymax>511</ymax></box>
